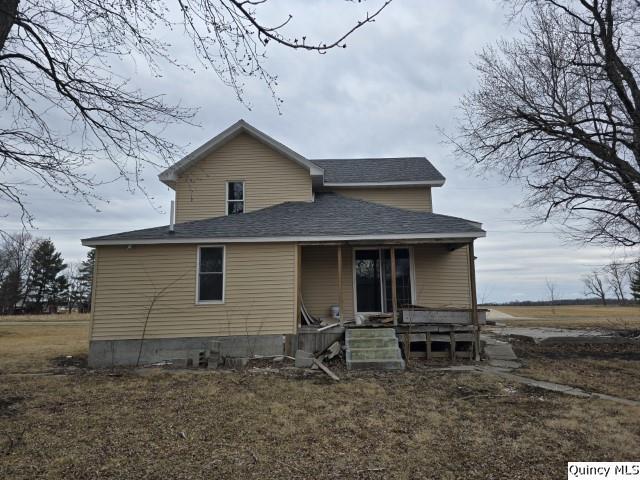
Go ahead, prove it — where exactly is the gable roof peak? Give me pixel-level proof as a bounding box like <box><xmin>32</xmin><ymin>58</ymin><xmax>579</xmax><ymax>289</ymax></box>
<box><xmin>158</xmin><ymin>120</ymin><xmax>323</xmax><ymax>188</ymax></box>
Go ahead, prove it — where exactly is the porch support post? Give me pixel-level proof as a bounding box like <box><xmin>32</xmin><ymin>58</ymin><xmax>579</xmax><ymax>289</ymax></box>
<box><xmin>390</xmin><ymin>247</ymin><xmax>398</xmax><ymax>326</ymax></box>
<box><xmin>468</xmin><ymin>241</ymin><xmax>480</xmax><ymax>361</ymax></box>
<box><xmin>295</xmin><ymin>244</ymin><xmax>301</xmax><ymax>328</ymax></box>
<box><xmin>337</xmin><ymin>245</ymin><xmax>344</xmax><ymax>326</ymax></box>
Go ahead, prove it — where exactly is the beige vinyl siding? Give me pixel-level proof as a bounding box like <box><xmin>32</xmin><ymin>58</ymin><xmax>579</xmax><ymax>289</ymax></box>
<box><xmin>174</xmin><ymin>133</ymin><xmax>313</xmax><ymax>222</ymax></box>
<box><xmin>413</xmin><ymin>244</ymin><xmax>471</xmax><ymax>308</ymax></box>
<box><xmin>331</xmin><ymin>187</ymin><xmax>432</xmax><ymax>212</ymax></box>
<box><xmin>300</xmin><ymin>245</ymin><xmax>354</xmax><ymax>321</ymax></box>
<box><xmin>91</xmin><ymin>243</ymin><xmax>297</xmax><ymax>340</ymax></box>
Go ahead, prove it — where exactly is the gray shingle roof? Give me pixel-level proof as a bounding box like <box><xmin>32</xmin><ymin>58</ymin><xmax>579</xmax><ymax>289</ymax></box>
<box><xmin>311</xmin><ymin>157</ymin><xmax>445</xmax><ymax>185</ymax></box>
<box><xmin>82</xmin><ymin>194</ymin><xmax>484</xmax><ymax>245</ymax></box>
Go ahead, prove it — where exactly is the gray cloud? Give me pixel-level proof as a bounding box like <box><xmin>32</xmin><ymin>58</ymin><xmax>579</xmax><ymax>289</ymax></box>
<box><xmin>2</xmin><ymin>0</ymin><xmax>636</xmax><ymax>302</ymax></box>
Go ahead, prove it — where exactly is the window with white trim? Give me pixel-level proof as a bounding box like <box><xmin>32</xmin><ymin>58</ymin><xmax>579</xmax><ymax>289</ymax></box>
<box><xmin>226</xmin><ymin>181</ymin><xmax>244</xmax><ymax>215</ymax></box>
<box><xmin>197</xmin><ymin>246</ymin><xmax>224</xmax><ymax>302</ymax></box>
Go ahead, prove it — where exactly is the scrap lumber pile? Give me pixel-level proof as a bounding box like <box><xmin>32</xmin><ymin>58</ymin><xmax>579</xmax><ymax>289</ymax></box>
<box><xmin>365</xmin><ymin>313</ymin><xmax>394</xmax><ymax>325</ymax></box>
<box><xmin>294</xmin><ymin>341</ymin><xmax>341</xmax><ymax>381</ymax></box>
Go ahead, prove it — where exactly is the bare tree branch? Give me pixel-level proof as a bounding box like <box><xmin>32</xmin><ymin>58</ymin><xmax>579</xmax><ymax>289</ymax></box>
<box><xmin>0</xmin><ymin>0</ymin><xmax>393</xmax><ymax>225</ymax></box>
<box><xmin>583</xmin><ymin>269</ymin><xmax>608</xmax><ymax>305</ymax></box>
<box><xmin>604</xmin><ymin>260</ymin><xmax>630</xmax><ymax>301</ymax></box>
<box><xmin>453</xmin><ymin>0</ymin><xmax>640</xmax><ymax>246</ymax></box>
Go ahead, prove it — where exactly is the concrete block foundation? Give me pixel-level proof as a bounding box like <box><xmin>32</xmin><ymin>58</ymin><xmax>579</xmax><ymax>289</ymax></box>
<box><xmin>89</xmin><ymin>334</ymin><xmax>293</xmax><ymax>368</ymax></box>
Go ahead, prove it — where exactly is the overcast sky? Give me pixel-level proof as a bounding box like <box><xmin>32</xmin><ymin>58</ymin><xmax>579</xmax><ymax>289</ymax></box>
<box><xmin>2</xmin><ymin>0</ymin><xmax>635</xmax><ymax>302</ymax></box>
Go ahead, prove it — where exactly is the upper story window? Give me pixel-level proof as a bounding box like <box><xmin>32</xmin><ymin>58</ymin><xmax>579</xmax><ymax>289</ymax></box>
<box><xmin>226</xmin><ymin>181</ymin><xmax>244</xmax><ymax>215</ymax></box>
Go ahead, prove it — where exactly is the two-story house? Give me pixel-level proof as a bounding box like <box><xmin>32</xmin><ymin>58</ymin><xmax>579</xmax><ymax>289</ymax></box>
<box><xmin>82</xmin><ymin>120</ymin><xmax>485</xmax><ymax>367</ymax></box>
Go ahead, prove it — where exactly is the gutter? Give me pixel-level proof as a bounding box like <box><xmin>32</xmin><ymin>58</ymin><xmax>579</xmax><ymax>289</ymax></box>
<box><xmin>82</xmin><ymin>231</ymin><xmax>486</xmax><ymax>247</ymax></box>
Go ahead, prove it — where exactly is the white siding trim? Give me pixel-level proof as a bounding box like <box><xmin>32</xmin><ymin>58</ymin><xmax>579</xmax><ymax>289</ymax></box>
<box><xmin>195</xmin><ymin>245</ymin><xmax>226</xmax><ymax>305</ymax></box>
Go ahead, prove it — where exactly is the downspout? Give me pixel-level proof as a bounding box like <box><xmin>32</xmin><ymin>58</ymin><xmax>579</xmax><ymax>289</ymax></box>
<box><xmin>168</xmin><ymin>200</ymin><xmax>175</xmax><ymax>233</ymax></box>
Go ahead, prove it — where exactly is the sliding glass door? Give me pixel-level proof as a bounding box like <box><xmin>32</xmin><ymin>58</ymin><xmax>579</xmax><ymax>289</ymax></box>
<box><xmin>382</xmin><ymin>248</ymin><xmax>412</xmax><ymax>313</ymax></box>
<box><xmin>354</xmin><ymin>248</ymin><xmax>413</xmax><ymax>313</ymax></box>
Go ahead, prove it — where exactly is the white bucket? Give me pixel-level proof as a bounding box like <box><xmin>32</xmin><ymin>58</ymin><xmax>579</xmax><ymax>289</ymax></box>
<box><xmin>329</xmin><ymin>305</ymin><xmax>340</xmax><ymax>319</ymax></box>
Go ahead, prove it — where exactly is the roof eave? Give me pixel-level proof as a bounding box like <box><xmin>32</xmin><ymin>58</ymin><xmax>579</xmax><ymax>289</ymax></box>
<box><xmin>81</xmin><ymin>231</ymin><xmax>486</xmax><ymax>247</ymax></box>
<box><xmin>322</xmin><ymin>179</ymin><xmax>446</xmax><ymax>188</ymax></box>
<box><xmin>158</xmin><ymin>172</ymin><xmax>177</xmax><ymax>188</ymax></box>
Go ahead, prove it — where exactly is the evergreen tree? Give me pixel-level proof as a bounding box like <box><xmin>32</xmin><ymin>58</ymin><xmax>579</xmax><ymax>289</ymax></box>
<box><xmin>630</xmin><ymin>263</ymin><xmax>640</xmax><ymax>303</ymax></box>
<box><xmin>0</xmin><ymin>267</ymin><xmax>21</xmax><ymax>314</ymax></box>
<box><xmin>66</xmin><ymin>265</ymin><xmax>83</xmax><ymax>312</ymax></box>
<box><xmin>49</xmin><ymin>275</ymin><xmax>69</xmax><ymax>312</ymax></box>
<box><xmin>26</xmin><ymin>240</ymin><xmax>67</xmax><ymax>313</ymax></box>
<box><xmin>77</xmin><ymin>249</ymin><xmax>95</xmax><ymax>312</ymax></box>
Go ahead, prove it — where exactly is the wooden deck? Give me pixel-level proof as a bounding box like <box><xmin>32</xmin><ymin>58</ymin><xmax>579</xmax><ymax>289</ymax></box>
<box><xmin>299</xmin><ymin>322</ymin><xmax>478</xmax><ymax>361</ymax></box>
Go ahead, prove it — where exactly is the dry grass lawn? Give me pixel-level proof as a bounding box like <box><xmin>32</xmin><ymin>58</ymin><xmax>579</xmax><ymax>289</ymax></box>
<box><xmin>0</xmin><ymin>324</ymin><xmax>89</xmax><ymax>374</ymax></box>
<box><xmin>0</xmin><ymin>313</ymin><xmax>90</xmax><ymax>323</ymax></box>
<box><xmin>1</xmin><ymin>323</ymin><xmax>640</xmax><ymax>479</ymax></box>
<box><xmin>513</xmin><ymin>341</ymin><xmax>640</xmax><ymax>402</ymax></box>
<box><xmin>490</xmin><ymin>305</ymin><xmax>640</xmax><ymax>329</ymax></box>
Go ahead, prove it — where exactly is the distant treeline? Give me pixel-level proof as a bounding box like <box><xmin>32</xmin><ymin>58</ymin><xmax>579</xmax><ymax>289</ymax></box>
<box><xmin>486</xmin><ymin>260</ymin><xmax>640</xmax><ymax>307</ymax></box>
<box><xmin>483</xmin><ymin>298</ymin><xmax>638</xmax><ymax>307</ymax></box>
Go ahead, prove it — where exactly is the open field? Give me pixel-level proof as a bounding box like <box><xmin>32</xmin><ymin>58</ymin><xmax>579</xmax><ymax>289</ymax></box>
<box><xmin>488</xmin><ymin>305</ymin><xmax>640</xmax><ymax>329</ymax></box>
<box><xmin>2</xmin><ymin>324</ymin><xmax>640</xmax><ymax>478</ymax></box>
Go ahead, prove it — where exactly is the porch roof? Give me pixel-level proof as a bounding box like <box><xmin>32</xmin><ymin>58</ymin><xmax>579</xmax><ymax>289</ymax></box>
<box><xmin>82</xmin><ymin>193</ymin><xmax>485</xmax><ymax>246</ymax></box>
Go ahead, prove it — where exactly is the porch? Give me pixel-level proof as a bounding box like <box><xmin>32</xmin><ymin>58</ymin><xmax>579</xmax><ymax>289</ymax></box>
<box><xmin>296</xmin><ymin>241</ymin><xmax>483</xmax><ymax>364</ymax></box>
